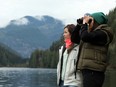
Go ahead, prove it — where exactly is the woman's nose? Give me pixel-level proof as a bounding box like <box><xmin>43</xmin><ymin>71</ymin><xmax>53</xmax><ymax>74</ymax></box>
<box><xmin>63</xmin><ymin>33</ymin><xmax>65</xmax><ymax>37</ymax></box>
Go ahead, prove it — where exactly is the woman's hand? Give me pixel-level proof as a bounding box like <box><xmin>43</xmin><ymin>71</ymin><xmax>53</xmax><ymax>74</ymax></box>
<box><xmin>83</xmin><ymin>16</ymin><xmax>94</xmax><ymax>32</ymax></box>
<box><xmin>83</xmin><ymin>16</ymin><xmax>92</xmax><ymax>24</ymax></box>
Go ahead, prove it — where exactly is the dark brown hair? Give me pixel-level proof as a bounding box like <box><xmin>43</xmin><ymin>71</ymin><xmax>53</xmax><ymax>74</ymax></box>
<box><xmin>64</xmin><ymin>24</ymin><xmax>76</xmax><ymax>35</ymax></box>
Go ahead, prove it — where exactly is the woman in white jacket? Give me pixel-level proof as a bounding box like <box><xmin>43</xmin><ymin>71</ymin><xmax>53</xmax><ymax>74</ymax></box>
<box><xmin>57</xmin><ymin>24</ymin><xmax>82</xmax><ymax>87</ymax></box>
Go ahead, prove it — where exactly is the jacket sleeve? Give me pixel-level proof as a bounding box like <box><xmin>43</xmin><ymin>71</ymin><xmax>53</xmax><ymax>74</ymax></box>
<box><xmin>71</xmin><ymin>24</ymin><xmax>81</xmax><ymax>44</ymax></box>
<box><xmin>80</xmin><ymin>24</ymin><xmax>108</xmax><ymax>45</ymax></box>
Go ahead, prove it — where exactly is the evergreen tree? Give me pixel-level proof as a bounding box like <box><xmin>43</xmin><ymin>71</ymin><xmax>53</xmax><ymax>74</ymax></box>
<box><xmin>107</xmin><ymin>7</ymin><xmax>116</xmax><ymax>69</ymax></box>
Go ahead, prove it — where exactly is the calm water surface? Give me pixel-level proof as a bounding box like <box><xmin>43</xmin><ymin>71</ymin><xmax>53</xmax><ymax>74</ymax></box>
<box><xmin>0</xmin><ymin>68</ymin><xmax>57</xmax><ymax>87</ymax></box>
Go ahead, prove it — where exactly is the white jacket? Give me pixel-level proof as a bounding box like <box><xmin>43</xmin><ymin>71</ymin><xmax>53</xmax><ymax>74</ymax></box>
<box><xmin>57</xmin><ymin>44</ymin><xmax>82</xmax><ymax>87</ymax></box>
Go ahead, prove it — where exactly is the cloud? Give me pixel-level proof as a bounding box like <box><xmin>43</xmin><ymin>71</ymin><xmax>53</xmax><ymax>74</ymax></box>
<box><xmin>0</xmin><ymin>0</ymin><xmax>115</xmax><ymax>27</ymax></box>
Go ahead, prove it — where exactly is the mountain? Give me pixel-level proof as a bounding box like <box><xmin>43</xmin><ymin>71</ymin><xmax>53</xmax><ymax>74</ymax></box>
<box><xmin>0</xmin><ymin>15</ymin><xmax>64</xmax><ymax>57</ymax></box>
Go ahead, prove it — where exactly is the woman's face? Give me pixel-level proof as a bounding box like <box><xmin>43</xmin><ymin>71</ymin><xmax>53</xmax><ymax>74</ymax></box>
<box><xmin>63</xmin><ymin>28</ymin><xmax>71</xmax><ymax>40</ymax></box>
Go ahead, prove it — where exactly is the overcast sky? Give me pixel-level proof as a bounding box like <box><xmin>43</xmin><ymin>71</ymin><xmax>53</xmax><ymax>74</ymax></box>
<box><xmin>0</xmin><ymin>0</ymin><xmax>116</xmax><ymax>27</ymax></box>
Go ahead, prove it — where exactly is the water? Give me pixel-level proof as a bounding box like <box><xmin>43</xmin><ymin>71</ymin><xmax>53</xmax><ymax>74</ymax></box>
<box><xmin>0</xmin><ymin>68</ymin><xmax>57</xmax><ymax>87</ymax></box>
<box><xmin>0</xmin><ymin>68</ymin><xmax>116</xmax><ymax>87</ymax></box>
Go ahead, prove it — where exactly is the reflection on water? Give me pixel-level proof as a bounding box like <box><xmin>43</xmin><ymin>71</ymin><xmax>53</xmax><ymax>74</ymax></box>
<box><xmin>0</xmin><ymin>68</ymin><xmax>57</xmax><ymax>87</ymax></box>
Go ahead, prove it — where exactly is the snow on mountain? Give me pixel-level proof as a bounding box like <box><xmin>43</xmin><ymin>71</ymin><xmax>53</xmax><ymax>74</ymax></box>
<box><xmin>10</xmin><ymin>17</ymin><xmax>29</xmax><ymax>26</ymax></box>
<box><xmin>35</xmin><ymin>16</ymin><xmax>44</xmax><ymax>21</ymax></box>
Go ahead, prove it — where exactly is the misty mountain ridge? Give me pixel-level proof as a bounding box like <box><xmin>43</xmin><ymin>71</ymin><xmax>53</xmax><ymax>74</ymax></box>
<box><xmin>0</xmin><ymin>15</ymin><xmax>65</xmax><ymax>57</ymax></box>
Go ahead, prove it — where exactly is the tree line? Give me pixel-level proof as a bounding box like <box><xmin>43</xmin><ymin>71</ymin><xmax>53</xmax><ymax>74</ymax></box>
<box><xmin>29</xmin><ymin>37</ymin><xmax>63</xmax><ymax>68</ymax></box>
<box><xmin>0</xmin><ymin>43</ymin><xmax>25</xmax><ymax>67</ymax></box>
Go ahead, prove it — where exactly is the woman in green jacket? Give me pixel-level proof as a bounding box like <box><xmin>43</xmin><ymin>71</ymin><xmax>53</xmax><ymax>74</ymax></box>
<box><xmin>71</xmin><ymin>12</ymin><xmax>113</xmax><ymax>87</ymax></box>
